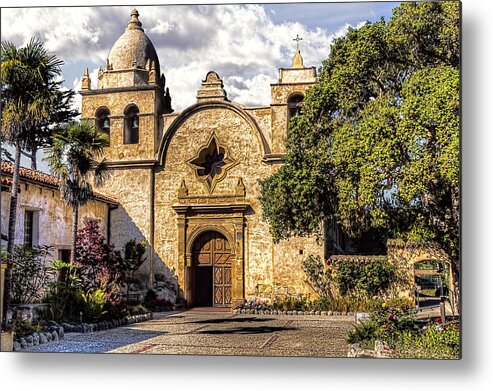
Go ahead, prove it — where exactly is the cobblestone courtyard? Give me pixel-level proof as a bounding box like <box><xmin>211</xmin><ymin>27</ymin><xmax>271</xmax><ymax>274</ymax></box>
<box><xmin>21</xmin><ymin>309</ymin><xmax>355</xmax><ymax>357</ymax></box>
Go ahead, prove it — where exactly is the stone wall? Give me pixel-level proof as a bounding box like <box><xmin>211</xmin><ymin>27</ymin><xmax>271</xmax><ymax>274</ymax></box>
<box><xmin>244</xmin><ymin>107</ymin><xmax>272</xmax><ymax>153</ymax></box>
<box><xmin>386</xmin><ymin>240</ymin><xmax>454</xmax><ymax>302</ymax></box>
<box><xmin>1</xmin><ymin>181</ymin><xmax>109</xmax><ymax>260</ymax></box>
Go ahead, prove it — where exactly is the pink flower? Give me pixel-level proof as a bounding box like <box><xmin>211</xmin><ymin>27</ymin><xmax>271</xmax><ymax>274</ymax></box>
<box><xmin>435</xmin><ymin>317</ymin><xmax>442</xmax><ymax>323</ymax></box>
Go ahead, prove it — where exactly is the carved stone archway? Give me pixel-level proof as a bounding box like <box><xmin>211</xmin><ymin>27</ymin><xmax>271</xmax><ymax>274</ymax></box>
<box><xmin>172</xmin><ymin>188</ymin><xmax>248</xmax><ymax>308</ymax></box>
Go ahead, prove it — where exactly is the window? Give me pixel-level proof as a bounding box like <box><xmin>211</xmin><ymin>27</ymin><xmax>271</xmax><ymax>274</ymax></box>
<box><xmin>58</xmin><ymin>249</ymin><xmax>71</xmax><ymax>263</ymax></box>
<box><xmin>23</xmin><ymin>210</ymin><xmax>39</xmax><ymax>248</ymax></box>
<box><xmin>287</xmin><ymin>93</ymin><xmax>304</xmax><ymax>123</ymax></box>
<box><xmin>124</xmin><ymin>105</ymin><xmax>139</xmax><ymax>144</ymax></box>
<box><xmin>23</xmin><ymin>210</ymin><xmax>34</xmax><ymax>248</ymax></box>
<box><xmin>187</xmin><ymin>134</ymin><xmax>237</xmax><ymax>193</ymax></box>
<box><xmin>95</xmin><ymin>107</ymin><xmax>110</xmax><ymax>141</ymax></box>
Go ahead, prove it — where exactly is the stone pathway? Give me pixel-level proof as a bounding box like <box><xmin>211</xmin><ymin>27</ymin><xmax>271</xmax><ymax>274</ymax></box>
<box><xmin>22</xmin><ymin>310</ymin><xmax>355</xmax><ymax>357</ymax></box>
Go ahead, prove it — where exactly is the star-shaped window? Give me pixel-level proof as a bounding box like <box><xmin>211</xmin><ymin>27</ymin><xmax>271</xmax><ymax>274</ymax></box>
<box><xmin>188</xmin><ymin>134</ymin><xmax>237</xmax><ymax>193</ymax></box>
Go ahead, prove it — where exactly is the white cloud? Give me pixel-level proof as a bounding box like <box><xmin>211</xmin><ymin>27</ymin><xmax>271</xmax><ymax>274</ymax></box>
<box><xmin>1</xmin><ymin>4</ymin><xmax>366</xmax><ymax>112</ymax></box>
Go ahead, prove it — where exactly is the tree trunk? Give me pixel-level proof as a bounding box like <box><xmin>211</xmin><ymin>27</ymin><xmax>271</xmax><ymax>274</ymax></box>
<box><xmin>30</xmin><ymin>145</ymin><xmax>37</xmax><ymax>171</ymax></box>
<box><xmin>3</xmin><ymin>142</ymin><xmax>22</xmax><ymax>322</ymax></box>
<box><xmin>451</xmin><ymin>260</ymin><xmax>460</xmax><ymax>316</ymax></box>
<box><xmin>71</xmin><ymin>205</ymin><xmax>79</xmax><ymax>265</ymax></box>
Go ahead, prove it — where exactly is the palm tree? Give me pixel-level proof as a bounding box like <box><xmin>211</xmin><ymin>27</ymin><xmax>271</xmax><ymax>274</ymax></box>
<box><xmin>46</xmin><ymin>120</ymin><xmax>110</xmax><ymax>265</ymax></box>
<box><xmin>1</xmin><ymin>38</ymin><xmax>64</xmax><ymax>321</ymax></box>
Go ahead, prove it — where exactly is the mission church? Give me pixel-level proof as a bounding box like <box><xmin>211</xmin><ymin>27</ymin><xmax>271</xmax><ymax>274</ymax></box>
<box><xmin>79</xmin><ymin>9</ymin><xmax>341</xmax><ymax>308</ymax></box>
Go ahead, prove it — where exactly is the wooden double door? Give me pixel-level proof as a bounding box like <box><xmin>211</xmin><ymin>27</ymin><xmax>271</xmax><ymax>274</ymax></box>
<box><xmin>192</xmin><ymin>231</ymin><xmax>232</xmax><ymax>307</ymax></box>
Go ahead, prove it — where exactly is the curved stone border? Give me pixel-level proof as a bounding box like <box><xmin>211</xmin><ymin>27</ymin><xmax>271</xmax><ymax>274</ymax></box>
<box><xmin>13</xmin><ymin>312</ymin><xmax>153</xmax><ymax>351</ymax></box>
<box><xmin>14</xmin><ymin>326</ymin><xmax>64</xmax><ymax>352</ymax></box>
<box><xmin>232</xmin><ymin>309</ymin><xmax>354</xmax><ymax>316</ymax></box>
<box><xmin>59</xmin><ymin>312</ymin><xmax>153</xmax><ymax>334</ymax></box>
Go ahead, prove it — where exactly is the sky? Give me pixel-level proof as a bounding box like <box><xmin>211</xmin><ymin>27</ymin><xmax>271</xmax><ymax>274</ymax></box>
<box><xmin>0</xmin><ymin>1</ymin><xmax>400</xmax><ymax>171</ymax></box>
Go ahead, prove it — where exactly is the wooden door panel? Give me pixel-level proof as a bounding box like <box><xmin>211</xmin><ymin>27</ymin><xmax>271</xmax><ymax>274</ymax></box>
<box><xmin>214</xmin><ymin>267</ymin><xmax>223</xmax><ymax>284</ymax></box>
<box><xmin>224</xmin><ymin>286</ymin><xmax>232</xmax><ymax>305</ymax></box>
<box><xmin>224</xmin><ymin>267</ymin><xmax>232</xmax><ymax>284</ymax></box>
<box><xmin>192</xmin><ymin>232</ymin><xmax>233</xmax><ymax>307</ymax></box>
<box><xmin>214</xmin><ymin>286</ymin><xmax>223</xmax><ymax>306</ymax></box>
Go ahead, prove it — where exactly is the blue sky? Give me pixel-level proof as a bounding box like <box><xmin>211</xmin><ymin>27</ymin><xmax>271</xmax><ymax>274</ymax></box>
<box><xmin>1</xmin><ymin>1</ymin><xmax>400</xmax><ymax>172</ymax></box>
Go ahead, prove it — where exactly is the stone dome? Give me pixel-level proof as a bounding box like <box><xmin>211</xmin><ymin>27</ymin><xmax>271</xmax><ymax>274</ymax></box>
<box><xmin>107</xmin><ymin>9</ymin><xmax>160</xmax><ymax>75</ymax></box>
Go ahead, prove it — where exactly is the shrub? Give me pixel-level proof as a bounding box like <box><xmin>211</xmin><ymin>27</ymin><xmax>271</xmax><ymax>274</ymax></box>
<box><xmin>345</xmin><ymin>297</ymin><xmax>460</xmax><ymax>358</ymax></box>
<box><xmin>13</xmin><ymin>320</ymin><xmax>45</xmax><ymax>339</ymax></box>
<box><xmin>122</xmin><ymin>239</ymin><xmax>147</xmax><ymax>301</ymax></box>
<box><xmin>302</xmin><ymin>255</ymin><xmax>334</xmax><ymax>300</ymax></box>
<box><xmin>272</xmin><ymin>295</ymin><xmax>311</xmax><ymax>311</ymax></box>
<box><xmin>346</xmin><ymin>319</ymin><xmax>380</xmax><ymax>348</ymax></box>
<box><xmin>128</xmin><ymin>305</ymin><xmax>149</xmax><ymax>315</ymax></box>
<box><xmin>336</xmin><ymin>258</ymin><xmax>395</xmax><ymax>297</ymax></box>
<box><xmin>394</xmin><ymin>320</ymin><xmax>460</xmax><ymax>359</ymax></box>
<box><xmin>81</xmin><ymin>288</ymin><xmax>107</xmax><ymax>322</ymax></box>
<box><xmin>143</xmin><ymin>289</ymin><xmax>157</xmax><ymax>308</ymax></box>
<box><xmin>45</xmin><ymin>259</ymin><xmax>83</xmax><ymax>322</ymax></box>
<box><xmin>310</xmin><ymin>297</ymin><xmax>332</xmax><ymax>311</ymax></box>
<box><xmin>75</xmin><ymin>220</ymin><xmax>124</xmax><ymax>291</ymax></box>
<box><xmin>302</xmin><ymin>255</ymin><xmax>396</xmax><ymax>312</ymax></box>
<box><xmin>10</xmin><ymin>245</ymin><xmax>53</xmax><ymax>304</ymax></box>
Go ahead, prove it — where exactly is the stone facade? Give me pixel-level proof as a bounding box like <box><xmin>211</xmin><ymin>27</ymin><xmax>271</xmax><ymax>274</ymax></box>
<box><xmin>80</xmin><ymin>9</ymin><xmax>325</xmax><ymax>307</ymax></box>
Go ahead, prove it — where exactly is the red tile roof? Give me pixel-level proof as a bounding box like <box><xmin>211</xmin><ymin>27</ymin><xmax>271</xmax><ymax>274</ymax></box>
<box><xmin>1</xmin><ymin>161</ymin><xmax>118</xmax><ymax>206</ymax></box>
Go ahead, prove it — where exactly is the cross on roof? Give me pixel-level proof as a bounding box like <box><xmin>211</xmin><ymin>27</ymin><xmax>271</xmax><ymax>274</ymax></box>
<box><xmin>293</xmin><ymin>34</ymin><xmax>303</xmax><ymax>51</ymax></box>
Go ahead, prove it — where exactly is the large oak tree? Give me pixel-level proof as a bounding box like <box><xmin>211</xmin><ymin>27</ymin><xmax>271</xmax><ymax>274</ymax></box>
<box><xmin>260</xmin><ymin>2</ymin><xmax>460</xmax><ymax>293</ymax></box>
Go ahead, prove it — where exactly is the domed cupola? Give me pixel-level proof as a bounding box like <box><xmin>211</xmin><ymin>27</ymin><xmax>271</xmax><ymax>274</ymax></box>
<box><xmin>85</xmin><ymin>9</ymin><xmax>170</xmax><ymax>92</ymax></box>
<box><xmin>107</xmin><ymin>9</ymin><xmax>161</xmax><ymax>76</ymax></box>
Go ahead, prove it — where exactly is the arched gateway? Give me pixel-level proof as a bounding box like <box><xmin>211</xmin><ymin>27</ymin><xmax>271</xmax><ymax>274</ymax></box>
<box><xmin>191</xmin><ymin>231</ymin><xmax>233</xmax><ymax>307</ymax></box>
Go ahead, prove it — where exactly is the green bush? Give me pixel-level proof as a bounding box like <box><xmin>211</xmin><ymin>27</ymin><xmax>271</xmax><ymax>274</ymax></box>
<box><xmin>302</xmin><ymin>255</ymin><xmax>334</xmax><ymax>300</ymax></box>
<box><xmin>128</xmin><ymin>305</ymin><xmax>149</xmax><ymax>315</ymax></box>
<box><xmin>11</xmin><ymin>245</ymin><xmax>53</xmax><ymax>304</ymax></box>
<box><xmin>346</xmin><ymin>319</ymin><xmax>380</xmax><ymax>349</ymax></box>
<box><xmin>13</xmin><ymin>320</ymin><xmax>45</xmax><ymax>339</ymax></box>
<box><xmin>272</xmin><ymin>296</ymin><xmax>309</xmax><ymax>311</ymax></box>
<box><xmin>394</xmin><ymin>321</ymin><xmax>460</xmax><ymax>359</ymax></box>
<box><xmin>336</xmin><ymin>259</ymin><xmax>394</xmax><ymax>297</ymax></box>
<box><xmin>345</xmin><ymin>298</ymin><xmax>460</xmax><ymax>359</ymax></box>
<box><xmin>45</xmin><ymin>260</ymin><xmax>84</xmax><ymax>322</ymax></box>
<box><xmin>81</xmin><ymin>288</ymin><xmax>107</xmax><ymax>322</ymax></box>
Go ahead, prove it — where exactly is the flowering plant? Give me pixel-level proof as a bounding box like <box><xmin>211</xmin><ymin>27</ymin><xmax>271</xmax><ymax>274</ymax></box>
<box><xmin>234</xmin><ymin>299</ymin><xmax>269</xmax><ymax>311</ymax></box>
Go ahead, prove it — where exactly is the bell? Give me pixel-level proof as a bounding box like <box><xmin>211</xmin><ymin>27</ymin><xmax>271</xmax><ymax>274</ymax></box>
<box><xmin>103</xmin><ymin>118</ymin><xmax>110</xmax><ymax>130</ymax></box>
<box><xmin>132</xmin><ymin>116</ymin><xmax>139</xmax><ymax>128</ymax></box>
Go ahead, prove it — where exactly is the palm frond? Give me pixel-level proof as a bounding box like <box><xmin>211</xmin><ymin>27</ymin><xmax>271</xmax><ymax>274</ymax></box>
<box><xmin>45</xmin><ymin>120</ymin><xmax>109</xmax><ymax>208</ymax></box>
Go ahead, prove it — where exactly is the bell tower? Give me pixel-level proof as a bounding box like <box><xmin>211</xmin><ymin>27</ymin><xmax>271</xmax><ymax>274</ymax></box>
<box><xmin>79</xmin><ymin>9</ymin><xmax>172</xmax><ymax>289</ymax></box>
<box><xmin>80</xmin><ymin>9</ymin><xmax>172</xmax><ymax>165</ymax></box>
<box><xmin>270</xmin><ymin>36</ymin><xmax>316</xmax><ymax>155</ymax></box>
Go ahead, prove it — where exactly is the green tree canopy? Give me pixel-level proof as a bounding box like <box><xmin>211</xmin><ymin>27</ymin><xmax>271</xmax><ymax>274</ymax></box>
<box><xmin>260</xmin><ymin>2</ymin><xmax>460</xmax><ymax>279</ymax></box>
<box><xmin>1</xmin><ymin>38</ymin><xmax>73</xmax><ymax>321</ymax></box>
<box><xmin>46</xmin><ymin>120</ymin><xmax>110</xmax><ymax>264</ymax></box>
